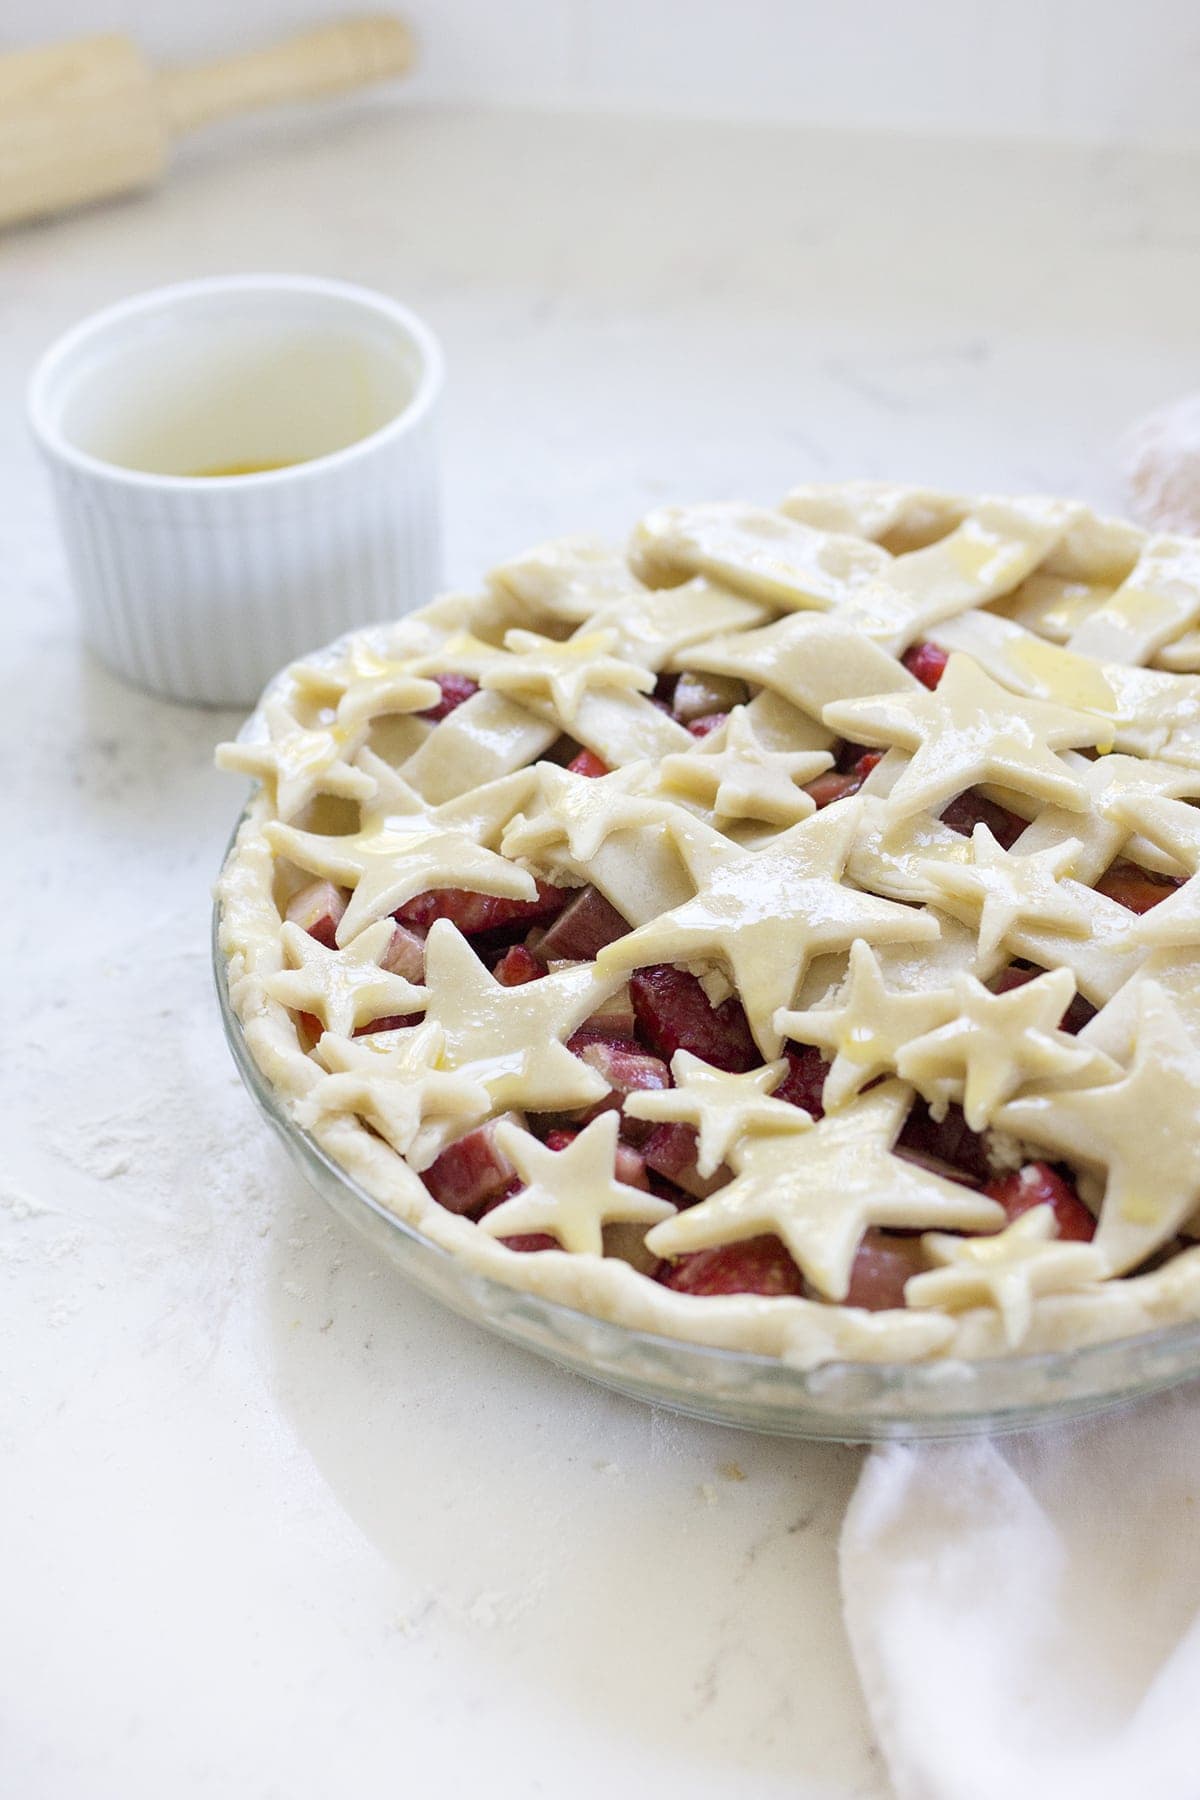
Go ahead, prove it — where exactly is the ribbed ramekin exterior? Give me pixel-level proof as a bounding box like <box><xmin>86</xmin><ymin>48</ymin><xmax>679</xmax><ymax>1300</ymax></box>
<box><xmin>45</xmin><ymin>415</ymin><xmax>441</xmax><ymax>708</ymax></box>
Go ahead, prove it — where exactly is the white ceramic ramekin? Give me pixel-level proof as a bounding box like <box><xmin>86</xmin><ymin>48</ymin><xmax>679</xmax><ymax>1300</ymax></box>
<box><xmin>28</xmin><ymin>274</ymin><xmax>443</xmax><ymax>707</ymax></box>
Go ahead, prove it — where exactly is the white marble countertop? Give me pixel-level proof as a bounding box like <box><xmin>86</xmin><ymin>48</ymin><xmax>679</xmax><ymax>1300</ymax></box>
<box><xmin>5</xmin><ymin>103</ymin><xmax>1200</xmax><ymax>1800</ymax></box>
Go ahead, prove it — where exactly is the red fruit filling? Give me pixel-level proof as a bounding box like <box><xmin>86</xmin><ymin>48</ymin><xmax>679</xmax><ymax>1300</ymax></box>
<box><xmin>658</xmin><ymin>1234</ymin><xmax>805</xmax><ymax>1298</ymax></box>
<box><xmin>642</xmin><ymin>1122</ymin><xmax>725</xmax><ymax>1199</ymax></box>
<box><xmin>493</xmin><ymin>943</ymin><xmax>545</xmax><ymax>985</ymax></box>
<box><xmin>985</xmin><ymin>1161</ymin><xmax>1095</xmax><ymax>1242</ymax></box>
<box><xmin>773</xmin><ymin>1044</ymin><xmax>829</xmax><ymax>1119</ymax></box>
<box><xmin>419</xmin><ymin>672</ymin><xmax>479</xmax><ymax>721</ymax></box>
<box><xmin>687</xmin><ymin>713</ymin><xmax>729</xmax><ymax>739</ymax></box>
<box><xmin>804</xmin><ymin>751</ymin><xmax>883</xmax><ymax>810</ymax></box>
<box><xmin>1094</xmin><ymin>859</ymin><xmax>1182</xmax><ymax>914</ymax></box>
<box><xmin>902</xmin><ymin>642</ymin><xmax>949</xmax><ymax>689</ymax></box>
<box><xmin>534</xmin><ymin>886</ymin><xmax>630</xmax><ymax>961</ymax></box>
<box><xmin>379</xmin><ymin>921</ymin><xmax>426</xmax><ymax>982</ymax></box>
<box><xmin>396</xmin><ymin>879</ymin><xmax>570</xmax><ymax>936</ymax></box>
<box><xmin>940</xmin><ymin>789</ymin><xmax>1025</xmax><ymax>849</ymax></box>
<box><xmin>565</xmin><ymin>986</ymin><xmax>637</xmax><ymax>1043</ymax></box>
<box><xmin>354</xmin><ymin>1014</ymin><xmax>421</xmax><ymax>1036</ymax></box>
<box><xmin>572</xmin><ymin>1037</ymin><xmax>670</xmax><ymax>1139</ymax></box>
<box><xmin>566</xmin><ymin>749</ymin><xmax>611</xmax><ymax>778</ymax></box>
<box><xmin>993</xmin><ymin>964</ymin><xmax>1097</xmax><ymax>1034</ymax></box>
<box><xmin>630</xmin><ymin>965</ymin><xmax>759</xmax><ymax>1073</ymax></box>
<box><xmin>423</xmin><ymin>1121</ymin><xmax>518</xmax><ymax>1217</ymax></box>
<box><xmin>844</xmin><ymin>1230</ymin><xmax>929</xmax><ymax>1311</ymax></box>
<box><xmin>286</xmin><ymin>878</ymin><xmax>347</xmax><ymax>949</ymax></box>
<box><xmin>896</xmin><ymin>1100</ymin><xmax>989</xmax><ymax>1186</ymax></box>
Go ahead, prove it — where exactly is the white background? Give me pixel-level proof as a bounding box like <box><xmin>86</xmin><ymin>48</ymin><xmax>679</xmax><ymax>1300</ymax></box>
<box><xmin>5</xmin><ymin>0</ymin><xmax>1200</xmax><ymax>147</ymax></box>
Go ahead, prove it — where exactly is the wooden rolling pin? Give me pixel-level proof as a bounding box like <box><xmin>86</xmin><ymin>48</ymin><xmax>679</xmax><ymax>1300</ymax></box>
<box><xmin>0</xmin><ymin>16</ymin><xmax>414</xmax><ymax>229</ymax></box>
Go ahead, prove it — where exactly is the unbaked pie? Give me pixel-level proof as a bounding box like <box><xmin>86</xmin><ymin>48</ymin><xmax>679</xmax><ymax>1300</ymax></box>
<box><xmin>216</xmin><ymin>482</ymin><xmax>1200</xmax><ymax>1367</ymax></box>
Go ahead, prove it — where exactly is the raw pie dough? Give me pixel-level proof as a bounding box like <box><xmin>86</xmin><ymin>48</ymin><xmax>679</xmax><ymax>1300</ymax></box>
<box><xmin>216</xmin><ymin>483</ymin><xmax>1200</xmax><ymax>1369</ymax></box>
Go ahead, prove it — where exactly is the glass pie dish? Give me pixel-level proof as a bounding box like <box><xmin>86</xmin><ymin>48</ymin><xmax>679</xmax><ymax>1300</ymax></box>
<box><xmin>214</xmin><ymin>878</ymin><xmax>1200</xmax><ymax>1442</ymax></box>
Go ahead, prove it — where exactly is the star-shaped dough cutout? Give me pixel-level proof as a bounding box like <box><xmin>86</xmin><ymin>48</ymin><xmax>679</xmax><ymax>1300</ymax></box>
<box><xmin>683</xmin><ymin>612</ymin><xmax>915</xmax><ymax>724</ymax></box>
<box><xmin>597</xmin><ymin>800</ymin><xmax>940</xmax><ymax>1058</ymax></box>
<box><xmin>645</xmin><ymin>1081</ymin><xmax>1003</xmax><ymax>1299</ymax></box>
<box><xmin>501</xmin><ymin>761</ymin><xmax>663</xmax><ymax>864</ymax></box>
<box><xmin>299</xmin><ymin>1020</ymin><xmax>489</xmax><ymax>1167</ymax></box>
<box><xmin>905</xmin><ymin>1206</ymin><xmax>1106</xmax><ymax>1348</ymax></box>
<box><xmin>265</xmin><ymin>919</ymin><xmax>427</xmax><ymax>1038</ymax></box>
<box><xmin>422</xmin><ymin>919</ymin><xmax>624</xmax><ymax>1112</ymax></box>
<box><xmin>896</xmin><ymin>967</ymin><xmax>1118</xmax><ymax>1130</ymax></box>
<box><xmin>822</xmin><ymin>652</ymin><xmax>1112</xmax><ymax>822</ymax></box>
<box><xmin>919</xmin><ymin>825</ymin><xmax>1092</xmax><ymax>962</ymax></box>
<box><xmin>477</xmin><ymin>1113</ymin><xmax>676</xmax><ymax>1256</ymax></box>
<box><xmin>997</xmin><ymin>982</ymin><xmax>1200</xmax><ymax>1273</ymax></box>
<box><xmin>774</xmin><ymin>938</ymin><xmax>958</xmax><ymax>1110</ymax></box>
<box><xmin>1106</xmin><ymin>795</ymin><xmax>1200</xmax><ymax>952</ymax></box>
<box><xmin>623</xmin><ymin>1051</ymin><xmax>813</xmax><ymax>1178</ymax></box>
<box><xmin>480</xmin><ymin>626</ymin><xmax>654</xmax><ymax>724</ymax></box>
<box><xmin>265</xmin><ymin>771</ymin><xmax>538</xmax><ymax>946</ymax></box>
<box><xmin>216</xmin><ymin>698</ymin><xmax>375</xmax><ymax>822</ymax></box>
<box><xmin>658</xmin><ymin>706</ymin><xmax>833</xmax><ymax>826</ymax></box>
<box><xmin>289</xmin><ymin>639</ymin><xmax>441</xmax><ymax>729</ymax></box>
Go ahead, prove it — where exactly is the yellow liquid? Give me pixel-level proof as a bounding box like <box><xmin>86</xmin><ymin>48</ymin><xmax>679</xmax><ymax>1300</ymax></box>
<box><xmin>190</xmin><ymin>458</ymin><xmax>302</xmax><ymax>477</ymax></box>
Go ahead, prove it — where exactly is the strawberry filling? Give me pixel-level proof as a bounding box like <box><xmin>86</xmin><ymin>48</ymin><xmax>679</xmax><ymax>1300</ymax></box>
<box><xmin>902</xmin><ymin>641</ymin><xmax>949</xmax><ymax>689</ymax></box>
<box><xmin>993</xmin><ymin>963</ymin><xmax>1097</xmax><ymax>1034</ymax></box>
<box><xmin>493</xmin><ymin>943</ymin><xmax>545</xmax><ymax>986</ymax></box>
<box><xmin>985</xmin><ymin>1161</ymin><xmax>1095</xmax><ymax>1242</ymax></box>
<box><xmin>1094</xmin><ymin>859</ymin><xmax>1182</xmax><ymax>914</ymax></box>
<box><xmin>395</xmin><ymin>879</ymin><xmax>570</xmax><ymax>936</ymax></box>
<box><xmin>658</xmin><ymin>1234</ymin><xmax>806</xmax><ymax>1298</ymax></box>
<box><xmin>687</xmin><ymin>713</ymin><xmax>729</xmax><ymax>739</ymax></box>
<box><xmin>940</xmin><ymin>789</ymin><xmax>1025</xmax><ymax>849</ymax></box>
<box><xmin>566</xmin><ymin>748</ymin><xmax>611</xmax><ymax>778</ymax></box>
<box><xmin>419</xmin><ymin>672</ymin><xmax>480</xmax><ymax>721</ymax></box>
<box><xmin>804</xmin><ymin>750</ymin><xmax>882</xmax><ymax>810</ymax></box>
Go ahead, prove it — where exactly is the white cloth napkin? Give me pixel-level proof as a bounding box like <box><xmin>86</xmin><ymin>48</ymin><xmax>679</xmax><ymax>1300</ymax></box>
<box><xmin>840</xmin><ymin>1382</ymin><xmax>1200</xmax><ymax>1800</ymax></box>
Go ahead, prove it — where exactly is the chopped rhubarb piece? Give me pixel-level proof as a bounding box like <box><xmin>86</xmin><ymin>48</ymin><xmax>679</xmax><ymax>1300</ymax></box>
<box><xmin>902</xmin><ymin>642</ymin><xmax>949</xmax><ymax>690</ymax></box>
<box><xmin>536</xmin><ymin>886</ymin><xmax>630</xmax><ymax>961</ymax></box>
<box><xmin>566</xmin><ymin>749</ymin><xmax>610</xmax><ymax>778</ymax></box>
<box><xmin>566</xmin><ymin>986</ymin><xmax>637</xmax><ymax>1044</ymax></box>
<box><xmin>297</xmin><ymin>1010</ymin><xmax>324</xmax><ymax>1044</ymax></box>
<box><xmin>658</xmin><ymin>1234</ymin><xmax>805</xmax><ymax>1298</ymax></box>
<box><xmin>896</xmin><ymin>1100</ymin><xmax>988</xmax><ymax>1186</ymax></box>
<box><xmin>687</xmin><ymin>712</ymin><xmax>729</xmax><ymax>739</ymax></box>
<box><xmin>985</xmin><ymin>1161</ymin><xmax>1096</xmax><ymax>1242</ymax></box>
<box><xmin>572</xmin><ymin>1036</ymin><xmax>670</xmax><ymax>1139</ymax></box>
<box><xmin>672</xmin><ymin>671</ymin><xmax>748</xmax><ymax>723</ymax></box>
<box><xmin>642</xmin><ymin>1121</ymin><xmax>726</xmax><ymax>1199</ymax></box>
<box><xmin>493</xmin><ymin>943</ymin><xmax>545</xmax><ymax>986</ymax></box>
<box><xmin>940</xmin><ymin>790</ymin><xmax>1025</xmax><ymax>849</ymax></box>
<box><xmin>285</xmin><ymin>878</ymin><xmax>348</xmax><ymax>949</ymax></box>
<box><xmin>396</xmin><ymin>879</ymin><xmax>570</xmax><ymax>936</ymax></box>
<box><xmin>545</xmin><ymin>1128</ymin><xmax>649</xmax><ymax>1188</ymax></box>
<box><xmin>423</xmin><ymin>1121</ymin><xmax>518</xmax><ymax>1217</ymax></box>
<box><xmin>993</xmin><ymin>964</ymin><xmax>1097</xmax><ymax>1035</ymax></box>
<box><xmin>1094</xmin><ymin>859</ymin><xmax>1182</xmax><ymax>914</ymax></box>
<box><xmin>379</xmin><ymin>922</ymin><xmax>425</xmax><ymax>982</ymax></box>
<box><xmin>844</xmin><ymin>1230</ymin><xmax>928</xmax><ymax>1310</ymax></box>
<box><xmin>498</xmin><ymin>1233</ymin><xmax>558</xmax><ymax>1253</ymax></box>
<box><xmin>629</xmin><ymin>965</ymin><xmax>759</xmax><ymax>1073</ymax></box>
<box><xmin>774</xmin><ymin>1044</ymin><xmax>829</xmax><ymax>1120</ymax></box>
<box><xmin>419</xmin><ymin>672</ymin><xmax>479</xmax><ymax>721</ymax></box>
<box><xmin>804</xmin><ymin>751</ymin><xmax>882</xmax><ymax>810</ymax></box>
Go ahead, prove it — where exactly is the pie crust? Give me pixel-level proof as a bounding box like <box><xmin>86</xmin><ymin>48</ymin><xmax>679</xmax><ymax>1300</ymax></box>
<box><xmin>216</xmin><ymin>483</ymin><xmax>1200</xmax><ymax>1368</ymax></box>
